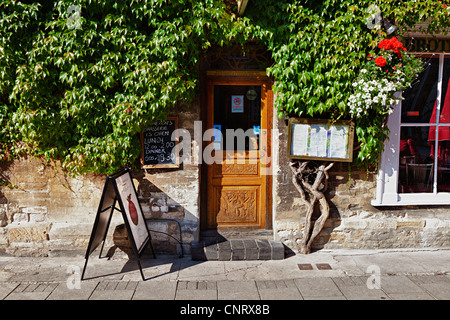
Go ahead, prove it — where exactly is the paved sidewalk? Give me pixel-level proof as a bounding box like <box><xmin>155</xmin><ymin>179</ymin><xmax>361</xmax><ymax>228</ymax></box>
<box><xmin>0</xmin><ymin>248</ymin><xmax>449</xmax><ymax>300</ymax></box>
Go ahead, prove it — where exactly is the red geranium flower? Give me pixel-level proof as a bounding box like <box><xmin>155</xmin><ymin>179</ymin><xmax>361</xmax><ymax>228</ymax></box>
<box><xmin>378</xmin><ymin>39</ymin><xmax>391</xmax><ymax>50</ymax></box>
<box><xmin>378</xmin><ymin>37</ymin><xmax>407</xmax><ymax>58</ymax></box>
<box><xmin>375</xmin><ymin>56</ymin><xmax>387</xmax><ymax>67</ymax></box>
<box><xmin>378</xmin><ymin>37</ymin><xmax>406</xmax><ymax>51</ymax></box>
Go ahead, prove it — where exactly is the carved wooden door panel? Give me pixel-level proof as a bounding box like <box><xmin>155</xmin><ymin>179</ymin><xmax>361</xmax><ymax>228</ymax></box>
<box><xmin>206</xmin><ymin>74</ymin><xmax>272</xmax><ymax>229</ymax></box>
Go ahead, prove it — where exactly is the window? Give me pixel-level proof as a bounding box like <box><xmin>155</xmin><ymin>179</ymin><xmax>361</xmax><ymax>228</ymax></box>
<box><xmin>373</xmin><ymin>54</ymin><xmax>450</xmax><ymax>206</ymax></box>
<box><xmin>213</xmin><ymin>85</ymin><xmax>261</xmax><ymax>151</ymax></box>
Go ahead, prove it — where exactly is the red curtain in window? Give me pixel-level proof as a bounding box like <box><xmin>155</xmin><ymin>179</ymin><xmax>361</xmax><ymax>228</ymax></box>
<box><xmin>428</xmin><ymin>78</ymin><xmax>450</xmax><ymax>163</ymax></box>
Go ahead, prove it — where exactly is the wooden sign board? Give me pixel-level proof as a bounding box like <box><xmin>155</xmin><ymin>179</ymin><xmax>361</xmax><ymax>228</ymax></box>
<box><xmin>287</xmin><ymin>118</ymin><xmax>354</xmax><ymax>162</ymax></box>
<box><xmin>140</xmin><ymin>117</ymin><xmax>179</xmax><ymax>168</ymax></box>
<box><xmin>402</xmin><ymin>37</ymin><xmax>450</xmax><ymax>53</ymax></box>
<box><xmin>82</xmin><ymin>168</ymin><xmax>155</xmax><ymax>281</ymax></box>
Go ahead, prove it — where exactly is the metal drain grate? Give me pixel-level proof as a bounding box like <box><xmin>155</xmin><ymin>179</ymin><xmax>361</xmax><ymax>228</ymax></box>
<box><xmin>316</xmin><ymin>263</ymin><xmax>332</xmax><ymax>270</ymax></box>
<box><xmin>298</xmin><ymin>263</ymin><xmax>332</xmax><ymax>270</ymax></box>
<box><xmin>298</xmin><ymin>264</ymin><xmax>313</xmax><ymax>270</ymax></box>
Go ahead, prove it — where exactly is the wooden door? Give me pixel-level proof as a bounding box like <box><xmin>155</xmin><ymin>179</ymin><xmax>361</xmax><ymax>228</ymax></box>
<box><xmin>205</xmin><ymin>73</ymin><xmax>272</xmax><ymax>229</ymax></box>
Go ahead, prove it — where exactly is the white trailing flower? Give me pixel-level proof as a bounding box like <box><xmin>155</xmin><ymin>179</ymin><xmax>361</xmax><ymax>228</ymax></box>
<box><xmin>348</xmin><ymin>78</ymin><xmax>399</xmax><ymax>118</ymax></box>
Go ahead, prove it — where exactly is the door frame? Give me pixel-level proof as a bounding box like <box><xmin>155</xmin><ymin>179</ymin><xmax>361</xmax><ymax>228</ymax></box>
<box><xmin>200</xmin><ymin>70</ymin><xmax>273</xmax><ymax>230</ymax></box>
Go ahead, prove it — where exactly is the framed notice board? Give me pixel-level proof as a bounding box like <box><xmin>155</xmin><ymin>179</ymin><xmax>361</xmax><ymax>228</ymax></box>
<box><xmin>287</xmin><ymin>118</ymin><xmax>355</xmax><ymax>162</ymax></box>
<box><xmin>140</xmin><ymin>117</ymin><xmax>179</xmax><ymax>168</ymax></box>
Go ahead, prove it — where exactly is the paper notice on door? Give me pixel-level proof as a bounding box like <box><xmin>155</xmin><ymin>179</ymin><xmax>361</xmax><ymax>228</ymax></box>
<box><xmin>231</xmin><ymin>95</ymin><xmax>244</xmax><ymax>113</ymax></box>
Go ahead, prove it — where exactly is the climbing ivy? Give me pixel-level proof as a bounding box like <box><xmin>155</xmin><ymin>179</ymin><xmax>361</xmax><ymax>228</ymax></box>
<box><xmin>1</xmin><ymin>0</ymin><xmax>449</xmax><ymax>174</ymax></box>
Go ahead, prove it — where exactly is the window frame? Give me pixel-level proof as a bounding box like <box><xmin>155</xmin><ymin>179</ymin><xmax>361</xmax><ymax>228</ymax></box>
<box><xmin>372</xmin><ymin>53</ymin><xmax>450</xmax><ymax>206</ymax></box>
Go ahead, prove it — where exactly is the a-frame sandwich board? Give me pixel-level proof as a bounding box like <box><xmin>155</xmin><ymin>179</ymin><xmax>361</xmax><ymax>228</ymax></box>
<box><xmin>81</xmin><ymin>168</ymin><xmax>155</xmax><ymax>281</ymax></box>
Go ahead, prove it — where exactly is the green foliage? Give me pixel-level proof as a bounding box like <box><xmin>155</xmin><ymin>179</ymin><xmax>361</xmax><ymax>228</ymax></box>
<box><xmin>1</xmin><ymin>0</ymin><xmax>449</xmax><ymax>174</ymax></box>
<box><xmin>1</xmin><ymin>0</ymin><xmax>233</xmax><ymax>174</ymax></box>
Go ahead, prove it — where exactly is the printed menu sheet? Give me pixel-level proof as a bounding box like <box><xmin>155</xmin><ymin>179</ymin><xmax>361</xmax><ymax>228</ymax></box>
<box><xmin>329</xmin><ymin>125</ymin><xmax>349</xmax><ymax>159</ymax></box>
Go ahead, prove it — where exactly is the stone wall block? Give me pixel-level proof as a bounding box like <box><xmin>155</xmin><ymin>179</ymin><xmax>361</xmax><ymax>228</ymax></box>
<box><xmin>8</xmin><ymin>223</ymin><xmax>52</xmax><ymax>243</ymax></box>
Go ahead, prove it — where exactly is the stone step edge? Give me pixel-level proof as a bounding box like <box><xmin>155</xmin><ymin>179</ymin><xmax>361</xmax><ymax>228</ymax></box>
<box><xmin>190</xmin><ymin>239</ymin><xmax>285</xmax><ymax>261</ymax></box>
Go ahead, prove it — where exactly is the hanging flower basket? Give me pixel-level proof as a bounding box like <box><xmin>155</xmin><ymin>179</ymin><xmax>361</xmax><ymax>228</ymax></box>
<box><xmin>348</xmin><ymin>37</ymin><xmax>425</xmax><ymax>165</ymax></box>
<box><xmin>348</xmin><ymin>37</ymin><xmax>424</xmax><ymax>119</ymax></box>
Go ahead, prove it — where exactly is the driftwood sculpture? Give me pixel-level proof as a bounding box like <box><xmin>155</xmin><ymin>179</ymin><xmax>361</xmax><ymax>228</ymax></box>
<box><xmin>289</xmin><ymin>161</ymin><xmax>334</xmax><ymax>254</ymax></box>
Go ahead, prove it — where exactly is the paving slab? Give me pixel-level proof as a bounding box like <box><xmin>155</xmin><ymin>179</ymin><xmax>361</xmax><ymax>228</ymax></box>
<box><xmin>256</xmin><ymin>280</ymin><xmax>303</xmax><ymax>300</ymax></box>
<box><xmin>175</xmin><ymin>281</ymin><xmax>218</xmax><ymax>300</ymax></box>
<box><xmin>294</xmin><ymin>277</ymin><xmax>344</xmax><ymax>299</ymax></box>
<box><xmin>223</xmin><ymin>261</ymin><xmax>264</xmax><ymax>281</ymax></box>
<box><xmin>415</xmin><ymin>283</ymin><xmax>450</xmax><ymax>300</ymax></box>
<box><xmin>217</xmin><ymin>281</ymin><xmax>260</xmax><ymax>300</ymax></box>
<box><xmin>331</xmin><ymin>249</ymin><xmax>450</xmax><ymax>276</ymax></box>
<box><xmin>387</xmin><ymin>292</ymin><xmax>435</xmax><ymax>300</ymax></box>
<box><xmin>89</xmin><ymin>281</ymin><xmax>137</xmax><ymax>300</ymax></box>
<box><xmin>4</xmin><ymin>282</ymin><xmax>57</xmax><ymax>300</ymax></box>
<box><xmin>239</xmin><ymin>260</ymin><xmax>304</xmax><ymax>280</ymax></box>
<box><xmin>0</xmin><ymin>249</ymin><xmax>449</xmax><ymax>301</ymax></box>
<box><xmin>380</xmin><ymin>275</ymin><xmax>425</xmax><ymax>294</ymax></box>
<box><xmin>133</xmin><ymin>280</ymin><xmax>177</xmax><ymax>300</ymax></box>
<box><xmin>404</xmin><ymin>251</ymin><xmax>450</xmax><ymax>274</ymax></box>
<box><xmin>332</xmin><ymin>276</ymin><xmax>390</xmax><ymax>300</ymax></box>
<box><xmin>136</xmin><ymin>259</ymin><xmax>180</xmax><ymax>281</ymax></box>
<box><xmin>177</xmin><ymin>261</ymin><xmax>227</xmax><ymax>281</ymax></box>
<box><xmin>47</xmin><ymin>281</ymin><xmax>99</xmax><ymax>300</ymax></box>
<box><xmin>0</xmin><ymin>283</ymin><xmax>19</xmax><ymax>300</ymax></box>
<box><xmin>290</xmin><ymin>253</ymin><xmax>345</xmax><ymax>278</ymax></box>
<box><xmin>408</xmin><ymin>275</ymin><xmax>450</xmax><ymax>300</ymax></box>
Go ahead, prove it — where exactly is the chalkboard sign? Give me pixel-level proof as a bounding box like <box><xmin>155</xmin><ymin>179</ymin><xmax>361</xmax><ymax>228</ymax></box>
<box><xmin>82</xmin><ymin>168</ymin><xmax>155</xmax><ymax>281</ymax></box>
<box><xmin>140</xmin><ymin>117</ymin><xmax>179</xmax><ymax>168</ymax></box>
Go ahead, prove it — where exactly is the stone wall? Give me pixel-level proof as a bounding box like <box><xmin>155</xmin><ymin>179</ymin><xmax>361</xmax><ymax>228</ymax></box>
<box><xmin>0</xmin><ymin>157</ymin><xmax>105</xmax><ymax>256</ymax></box>
<box><xmin>1</xmin><ymin>99</ymin><xmax>449</xmax><ymax>257</ymax></box>
<box><xmin>0</xmin><ymin>101</ymin><xmax>201</xmax><ymax>257</ymax></box>
<box><xmin>273</xmin><ymin>116</ymin><xmax>450</xmax><ymax>252</ymax></box>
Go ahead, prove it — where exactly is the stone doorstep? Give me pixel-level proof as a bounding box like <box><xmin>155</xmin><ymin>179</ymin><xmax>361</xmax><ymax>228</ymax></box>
<box><xmin>191</xmin><ymin>239</ymin><xmax>285</xmax><ymax>261</ymax></box>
